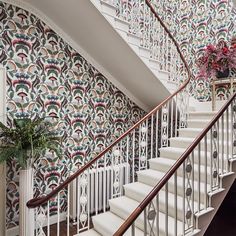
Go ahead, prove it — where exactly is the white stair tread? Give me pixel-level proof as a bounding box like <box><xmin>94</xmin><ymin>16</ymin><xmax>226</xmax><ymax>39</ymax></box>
<box><xmin>170</xmin><ymin>136</ymin><xmax>233</xmax><ymax>149</ymax></box>
<box><xmin>178</xmin><ymin>128</ymin><xmax>203</xmax><ymax>138</ymax></box>
<box><xmin>149</xmin><ymin>158</ymin><xmax>212</xmax><ymax>183</ymax></box>
<box><xmin>160</xmin><ymin>146</ymin><xmax>210</xmax><ymax>159</ymax></box>
<box><xmin>124</xmin><ymin>181</ymin><xmax>204</xmax><ymax>219</ymax></box>
<box><xmin>159</xmin><ymin>146</ymin><xmax>186</xmax><ymax>157</ymax></box>
<box><xmin>77</xmin><ymin>229</ymin><xmax>101</xmax><ymax>236</ymax></box>
<box><xmin>160</xmin><ymin>146</ymin><xmax>230</xmax><ymax>162</ymax></box>
<box><xmin>189</xmin><ymin>111</ymin><xmax>217</xmax><ymax>115</ymax></box>
<box><xmin>92</xmin><ymin>211</ymin><xmax>143</xmax><ymax>236</ymax></box>
<box><xmin>188</xmin><ymin>119</ymin><xmax>211</xmax><ymax>122</ymax></box>
<box><xmin>137</xmin><ymin>169</ymin><xmax>210</xmax><ymax>201</ymax></box>
<box><xmin>179</xmin><ymin>128</ymin><xmax>202</xmax><ymax>132</ymax></box>
<box><xmin>109</xmin><ymin>196</ymin><xmax>183</xmax><ymax>235</ymax></box>
<box><xmin>170</xmin><ymin>137</ymin><xmax>195</xmax><ymax>142</ymax></box>
<box><xmin>149</xmin><ymin>157</ymin><xmax>176</xmax><ymax>167</ymax></box>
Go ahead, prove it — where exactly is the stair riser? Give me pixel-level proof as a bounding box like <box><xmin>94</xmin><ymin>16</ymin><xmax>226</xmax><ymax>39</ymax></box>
<box><xmin>137</xmin><ymin>173</ymin><xmax>208</xmax><ymax>204</ymax></box>
<box><xmin>100</xmin><ymin>1</ymin><xmax>117</xmax><ymax>16</ymax></box>
<box><xmin>109</xmin><ymin>203</ymin><xmax>175</xmax><ymax>236</ymax></box>
<box><xmin>149</xmin><ymin>59</ymin><xmax>160</xmax><ymax>70</ymax></box>
<box><xmin>114</xmin><ymin>18</ymin><xmax>130</xmax><ymax>32</ymax></box>
<box><xmin>159</xmin><ymin>149</ymin><xmax>210</xmax><ymax>165</ymax></box>
<box><xmin>125</xmin><ymin>187</ymin><xmax>193</xmax><ymax>221</ymax></box>
<box><xmin>188</xmin><ymin>120</ymin><xmax>232</xmax><ymax>129</ymax></box>
<box><xmin>139</xmin><ymin>47</ymin><xmax>151</xmax><ymax>58</ymax></box>
<box><xmin>149</xmin><ymin>161</ymin><xmax>211</xmax><ymax>184</ymax></box>
<box><xmin>189</xmin><ymin>114</ymin><xmax>215</xmax><ymax>120</ymax></box>
<box><xmin>170</xmin><ymin>139</ymin><xmax>193</xmax><ymax>149</ymax></box>
<box><xmin>127</xmin><ymin>33</ymin><xmax>141</xmax><ymax>46</ymax></box>
<box><xmin>188</xmin><ymin>121</ymin><xmax>209</xmax><ymax>129</ymax></box>
<box><xmin>179</xmin><ymin>130</ymin><xmax>201</xmax><ymax>138</ymax></box>
<box><xmin>170</xmin><ymin>138</ymin><xmax>232</xmax><ymax>153</ymax></box>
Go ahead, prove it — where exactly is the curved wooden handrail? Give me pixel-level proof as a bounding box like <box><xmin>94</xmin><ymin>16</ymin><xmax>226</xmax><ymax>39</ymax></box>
<box><xmin>114</xmin><ymin>92</ymin><xmax>236</xmax><ymax>235</ymax></box>
<box><xmin>27</xmin><ymin>0</ymin><xmax>192</xmax><ymax>209</ymax></box>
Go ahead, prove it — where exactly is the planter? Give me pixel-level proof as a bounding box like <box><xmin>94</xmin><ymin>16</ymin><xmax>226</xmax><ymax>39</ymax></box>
<box><xmin>19</xmin><ymin>168</ymin><xmax>34</xmax><ymax>236</ymax></box>
<box><xmin>0</xmin><ymin>164</ymin><xmax>6</xmax><ymax>236</ymax></box>
<box><xmin>216</xmin><ymin>68</ymin><xmax>230</xmax><ymax>78</ymax></box>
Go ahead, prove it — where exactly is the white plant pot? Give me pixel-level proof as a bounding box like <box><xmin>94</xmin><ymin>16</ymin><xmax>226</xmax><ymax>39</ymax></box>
<box><xmin>0</xmin><ymin>163</ymin><xmax>6</xmax><ymax>236</ymax></box>
<box><xmin>19</xmin><ymin>168</ymin><xmax>34</xmax><ymax>236</ymax></box>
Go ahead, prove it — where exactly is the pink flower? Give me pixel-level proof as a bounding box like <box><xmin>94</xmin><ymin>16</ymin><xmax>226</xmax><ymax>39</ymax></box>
<box><xmin>206</xmin><ymin>44</ymin><xmax>215</xmax><ymax>52</ymax></box>
<box><xmin>222</xmin><ymin>47</ymin><xmax>229</xmax><ymax>54</ymax></box>
<box><xmin>196</xmin><ymin>38</ymin><xmax>236</xmax><ymax>80</ymax></box>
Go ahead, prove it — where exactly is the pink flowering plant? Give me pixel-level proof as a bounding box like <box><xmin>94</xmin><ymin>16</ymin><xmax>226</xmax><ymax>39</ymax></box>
<box><xmin>197</xmin><ymin>39</ymin><xmax>236</xmax><ymax>79</ymax></box>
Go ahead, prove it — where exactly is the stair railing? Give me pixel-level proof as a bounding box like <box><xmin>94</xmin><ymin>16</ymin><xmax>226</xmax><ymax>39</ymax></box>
<box><xmin>26</xmin><ymin>0</ymin><xmax>192</xmax><ymax>235</ymax></box>
<box><xmin>114</xmin><ymin>92</ymin><xmax>236</xmax><ymax>236</ymax></box>
<box><xmin>104</xmin><ymin>0</ymin><xmax>181</xmax><ymax>85</ymax></box>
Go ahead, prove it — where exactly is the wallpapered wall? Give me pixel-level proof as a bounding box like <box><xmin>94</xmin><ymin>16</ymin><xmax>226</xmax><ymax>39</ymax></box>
<box><xmin>154</xmin><ymin>0</ymin><xmax>236</xmax><ymax>101</ymax></box>
<box><xmin>0</xmin><ymin>2</ymin><xmax>145</xmax><ymax>228</ymax></box>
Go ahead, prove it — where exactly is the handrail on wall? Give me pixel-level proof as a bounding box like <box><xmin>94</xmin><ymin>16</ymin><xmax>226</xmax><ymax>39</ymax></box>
<box><xmin>27</xmin><ymin>0</ymin><xmax>192</xmax><ymax>210</ymax></box>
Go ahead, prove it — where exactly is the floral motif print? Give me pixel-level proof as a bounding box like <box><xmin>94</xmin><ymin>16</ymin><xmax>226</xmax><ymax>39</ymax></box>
<box><xmin>0</xmin><ymin>2</ymin><xmax>145</xmax><ymax>228</ymax></box>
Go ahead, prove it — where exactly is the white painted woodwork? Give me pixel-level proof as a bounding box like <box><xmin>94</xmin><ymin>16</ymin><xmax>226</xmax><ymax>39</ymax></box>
<box><xmin>19</xmin><ymin>168</ymin><xmax>34</xmax><ymax>236</ymax></box>
<box><xmin>0</xmin><ymin>66</ymin><xmax>6</xmax><ymax>236</ymax></box>
<box><xmin>78</xmin><ymin>111</ymin><xmax>236</xmax><ymax>236</ymax></box>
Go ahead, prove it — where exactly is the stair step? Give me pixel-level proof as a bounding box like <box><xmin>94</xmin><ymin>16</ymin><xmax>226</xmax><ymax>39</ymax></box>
<box><xmin>127</xmin><ymin>32</ymin><xmax>141</xmax><ymax>46</ymax></box>
<box><xmin>189</xmin><ymin>111</ymin><xmax>217</xmax><ymax>120</ymax></box>
<box><xmin>137</xmin><ymin>169</ymin><xmax>210</xmax><ymax>203</ymax></box>
<box><xmin>114</xmin><ymin>17</ymin><xmax>130</xmax><ymax>32</ymax></box>
<box><xmin>124</xmin><ymin>181</ymin><xmax>204</xmax><ymax>221</ymax></box>
<box><xmin>170</xmin><ymin>137</ymin><xmax>195</xmax><ymax>149</ymax></box>
<box><xmin>159</xmin><ymin>147</ymin><xmax>212</xmax><ymax>165</ymax></box>
<box><xmin>78</xmin><ymin>229</ymin><xmax>101</xmax><ymax>236</ymax></box>
<box><xmin>149</xmin><ymin>158</ymin><xmax>212</xmax><ymax>183</ymax></box>
<box><xmin>139</xmin><ymin>46</ymin><xmax>151</xmax><ymax>58</ymax></box>
<box><xmin>92</xmin><ymin>211</ymin><xmax>143</xmax><ymax>236</ymax></box>
<box><xmin>188</xmin><ymin>119</ymin><xmax>211</xmax><ymax>128</ymax></box>
<box><xmin>171</xmin><ymin>137</ymin><xmax>233</xmax><ymax>153</ymax></box>
<box><xmin>100</xmin><ymin>0</ymin><xmax>117</xmax><ymax>17</ymax></box>
<box><xmin>149</xmin><ymin>58</ymin><xmax>160</xmax><ymax>70</ymax></box>
<box><xmin>109</xmin><ymin>196</ymin><xmax>183</xmax><ymax>235</ymax></box>
<box><xmin>179</xmin><ymin>128</ymin><xmax>202</xmax><ymax>138</ymax></box>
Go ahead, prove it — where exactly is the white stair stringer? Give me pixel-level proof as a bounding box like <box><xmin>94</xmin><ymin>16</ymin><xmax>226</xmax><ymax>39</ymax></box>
<box><xmin>90</xmin><ymin>0</ymin><xmax>177</xmax><ymax>94</ymax></box>
<box><xmin>79</xmin><ymin>111</ymin><xmax>236</xmax><ymax>236</ymax></box>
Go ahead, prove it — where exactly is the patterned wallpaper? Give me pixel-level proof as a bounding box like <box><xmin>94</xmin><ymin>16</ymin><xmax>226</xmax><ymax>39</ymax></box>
<box><xmin>153</xmin><ymin>0</ymin><xmax>236</xmax><ymax>101</ymax></box>
<box><xmin>0</xmin><ymin>2</ymin><xmax>145</xmax><ymax>228</ymax></box>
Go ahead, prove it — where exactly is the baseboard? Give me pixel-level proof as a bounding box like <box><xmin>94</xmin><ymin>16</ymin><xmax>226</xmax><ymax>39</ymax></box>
<box><xmin>6</xmin><ymin>213</ymin><xmax>66</xmax><ymax>236</ymax></box>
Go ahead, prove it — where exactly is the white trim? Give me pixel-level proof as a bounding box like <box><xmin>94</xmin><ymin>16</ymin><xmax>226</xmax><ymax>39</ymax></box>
<box><xmin>0</xmin><ymin>66</ymin><xmax>6</xmax><ymax>236</ymax></box>
<box><xmin>0</xmin><ymin>66</ymin><xmax>6</xmax><ymax>123</ymax></box>
<box><xmin>0</xmin><ymin>0</ymin><xmax>148</xmax><ymax>111</ymax></box>
<box><xmin>6</xmin><ymin>213</ymin><xmax>67</xmax><ymax>236</ymax></box>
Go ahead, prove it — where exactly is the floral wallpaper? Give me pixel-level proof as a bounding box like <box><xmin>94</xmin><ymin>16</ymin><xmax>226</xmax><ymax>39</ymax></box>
<box><xmin>0</xmin><ymin>2</ymin><xmax>145</xmax><ymax>229</ymax></box>
<box><xmin>153</xmin><ymin>0</ymin><xmax>236</xmax><ymax>101</ymax></box>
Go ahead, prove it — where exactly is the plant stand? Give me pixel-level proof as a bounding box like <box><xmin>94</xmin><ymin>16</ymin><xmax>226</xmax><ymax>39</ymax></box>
<box><xmin>0</xmin><ymin>163</ymin><xmax>6</xmax><ymax>236</ymax></box>
<box><xmin>211</xmin><ymin>77</ymin><xmax>234</xmax><ymax>111</ymax></box>
<box><xmin>19</xmin><ymin>168</ymin><xmax>34</xmax><ymax>236</ymax></box>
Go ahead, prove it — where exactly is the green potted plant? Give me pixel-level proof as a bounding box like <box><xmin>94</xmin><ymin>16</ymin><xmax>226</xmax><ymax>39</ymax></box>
<box><xmin>0</xmin><ymin>117</ymin><xmax>62</xmax><ymax>236</ymax></box>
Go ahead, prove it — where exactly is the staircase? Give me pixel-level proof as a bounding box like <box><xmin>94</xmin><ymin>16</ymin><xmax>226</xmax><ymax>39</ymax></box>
<box><xmin>25</xmin><ymin>1</ymin><xmax>236</xmax><ymax>236</ymax></box>
<box><xmin>90</xmin><ymin>0</ymin><xmax>178</xmax><ymax>94</ymax></box>
<box><xmin>79</xmin><ymin>111</ymin><xmax>236</xmax><ymax>236</ymax></box>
